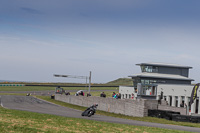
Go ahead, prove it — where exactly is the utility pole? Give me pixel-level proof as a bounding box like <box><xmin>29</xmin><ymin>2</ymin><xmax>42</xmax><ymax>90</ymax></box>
<box><xmin>88</xmin><ymin>71</ymin><xmax>91</xmax><ymax>93</ymax></box>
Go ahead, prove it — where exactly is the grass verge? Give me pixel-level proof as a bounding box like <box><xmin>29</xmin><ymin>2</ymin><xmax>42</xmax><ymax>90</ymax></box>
<box><xmin>0</xmin><ymin>93</ymin><xmax>27</xmax><ymax>96</ymax></box>
<box><xmin>0</xmin><ymin>106</ymin><xmax>191</xmax><ymax>133</ymax></box>
<box><xmin>36</xmin><ymin>96</ymin><xmax>200</xmax><ymax>128</ymax></box>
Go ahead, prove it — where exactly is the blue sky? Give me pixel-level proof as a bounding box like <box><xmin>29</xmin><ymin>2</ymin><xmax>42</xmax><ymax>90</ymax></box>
<box><xmin>1</xmin><ymin>0</ymin><xmax>200</xmax><ymax>83</ymax></box>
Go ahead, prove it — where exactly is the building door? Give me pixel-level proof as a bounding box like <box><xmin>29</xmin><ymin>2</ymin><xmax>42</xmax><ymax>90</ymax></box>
<box><xmin>170</xmin><ymin>96</ymin><xmax>172</xmax><ymax>106</ymax></box>
<box><xmin>152</xmin><ymin>86</ymin><xmax>156</xmax><ymax>95</ymax></box>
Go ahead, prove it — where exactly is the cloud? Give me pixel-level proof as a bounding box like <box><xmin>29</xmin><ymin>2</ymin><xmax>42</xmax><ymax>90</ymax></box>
<box><xmin>21</xmin><ymin>7</ymin><xmax>43</xmax><ymax>15</ymax></box>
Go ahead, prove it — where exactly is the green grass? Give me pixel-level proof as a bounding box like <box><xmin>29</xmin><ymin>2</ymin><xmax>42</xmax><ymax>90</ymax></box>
<box><xmin>36</xmin><ymin>96</ymin><xmax>200</xmax><ymax>129</ymax></box>
<box><xmin>0</xmin><ymin>93</ymin><xmax>27</xmax><ymax>96</ymax></box>
<box><xmin>0</xmin><ymin>86</ymin><xmax>118</xmax><ymax>91</ymax></box>
<box><xmin>0</xmin><ymin>106</ymin><xmax>191</xmax><ymax>133</ymax></box>
<box><xmin>0</xmin><ymin>86</ymin><xmax>55</xmax><ymax>91</ymax></box>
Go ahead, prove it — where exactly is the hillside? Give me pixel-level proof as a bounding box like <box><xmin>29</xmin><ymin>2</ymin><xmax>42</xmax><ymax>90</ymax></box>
<box><xmin>0</xmin><ymin>78</ymin><xmax>133</xmax><ymax>86</ymax></box>
<box><xmin>106</xmin><ymin>78</ymin><xmax>133</xmax><ymax>86</ymax></box>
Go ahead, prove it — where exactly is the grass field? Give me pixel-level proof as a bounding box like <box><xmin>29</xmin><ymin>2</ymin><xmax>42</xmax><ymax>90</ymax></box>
<box><xmin>0</xmin><ymin>86</ymin><xmax>118</xmax><ymax>91</ymax></box>
<box><xmin>0</xmin><ymin>93</ymin><xmax>26</xmax><ymax>96</ymax></box>
<box><xmin>0</xmin><ymin>86</ymin><xmax>55</xmax><ymax>91</ymax></box>
<box><xmin>0</xmin><ymin>106</ymin><xmax>191</xmax><ymax>133</ymax></box>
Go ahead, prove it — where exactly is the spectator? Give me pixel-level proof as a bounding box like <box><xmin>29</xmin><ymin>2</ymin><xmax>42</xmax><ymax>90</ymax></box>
<box><xmin>103</xmin><ymin>92</ymin><xmax>106</xmax><ymax>98</ymax></box>
<box><xmin>116</xmin><ymin>93</ymin><xmax>119</xmax><ymax>99</ymax></box>
<box><xmin>112</xmin><ymin>92</ymin><xmax>116</xmax><ymax>98</ymax></box>
<box><xmin>65</xmin><ymin>91</ymin><xmax>70</xmax><ymax>95</ymax></box>
<box><xmin>180</xmin><ymin>101</ymin><xmax>184</xmax><ymax>107</ymax></box>
<box><xmin>135</xmin><ymin>89</ymin><xmax>137</xmax><ymax>93</ymax></box>
<box><xmin>184</xmin><ymin>103</ymin><xmax>187</xmax><ymax>108</ymax></box>
<box><xmin>75</xmin><ymin>90</ymin><xmax>84</xmax><ymax>96</ymax></box>
<box><xmin>100</xmin><ymin>92</ymin><xmax>103</xmax><ymax>97</ymax></box>
<box><xmin>80</xmin><ymin>91</ymin><xmax>84</xmax><ymax>96</ymax></box>
<box><xmin>131</xmin><ymin>93</ymin><xmax>134</xmax><ymax>99</ymax></box>
<box><xmin>113</xmin><ymin>93</ymin><xmax>118</xmax><ymax>99</ymax></box>
<box><xmin>100</xmin><ymin>92</ymin><xmax>106</xmax><ymax>98</ymax></box>
<box><xmin>118</xmin><ymin>93</ymin><xmax>121</xmax><ymax>99</ymax></box>
<box><xmin>87</xmin><ymin>93</ymin><xmax>91</xmax><ymax>97</ymax></box>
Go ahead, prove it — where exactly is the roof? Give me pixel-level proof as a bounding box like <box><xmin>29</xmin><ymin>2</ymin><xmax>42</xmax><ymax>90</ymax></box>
<box><xmin>136</xmin><ymin>63</ymin><xmax>192</xmax><ymax>69</ymax></box>
<box><xmin>129</xmin><ymin>72</ymin><xmax>194</xmax><ymax>81</ymax></box>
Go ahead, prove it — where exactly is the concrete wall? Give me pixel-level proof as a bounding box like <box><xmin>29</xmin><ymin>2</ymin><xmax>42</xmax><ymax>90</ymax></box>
<box><xmin>55</xmin><ymin>94</ymin><xmax>158</xmax><ymax>117</ymax></box>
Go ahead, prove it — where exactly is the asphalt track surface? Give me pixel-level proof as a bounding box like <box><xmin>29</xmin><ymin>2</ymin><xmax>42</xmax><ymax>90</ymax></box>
<box><xmin>1</xmin><ymin>95</ymin><xmax>200</xmax><ymax>133</ymax></box>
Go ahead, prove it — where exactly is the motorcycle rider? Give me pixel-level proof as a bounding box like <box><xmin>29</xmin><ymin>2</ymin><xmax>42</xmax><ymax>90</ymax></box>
<box><xmin>88</xmin><ymin>103</ymin><xmax>98</xmax><ymax>114</ymax></box>
<box><xmin>82</xmin><ymin>103</ymin><xmax>98</xmax><ymax>117</ymax></box>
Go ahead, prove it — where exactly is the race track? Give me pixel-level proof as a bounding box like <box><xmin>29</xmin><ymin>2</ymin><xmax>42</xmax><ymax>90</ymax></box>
<box><xmin>0</xmin><ymin>95</ymin><xmax>200</xmax><ymax>132</ymax></box>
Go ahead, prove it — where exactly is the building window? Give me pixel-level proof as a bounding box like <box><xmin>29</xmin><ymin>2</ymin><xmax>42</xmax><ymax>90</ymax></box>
<box><xmin>140</xmin><ymin>85</ymin><xmax>157</xmax><ymax>96</ymax></box>
<box><xmin>152</xmin><ymin>66</ymin><xmax>158</xmax><ymax>72</ymax></box>
<box><xmin>141</xmin><ymin>65</ymin><xmax>158</xmax><ymax>73</ymax></box>
<box><xmin>141</xmin><ymin>79</ymin><xmax>157</xmax><ymax>84</ymax></box>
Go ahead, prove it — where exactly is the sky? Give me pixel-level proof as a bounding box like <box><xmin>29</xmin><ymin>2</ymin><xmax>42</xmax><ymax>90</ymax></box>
<box><xmin>1</xmin><ymin>0</ymin><xmax>200</xmax><ymax>83</ymax></box>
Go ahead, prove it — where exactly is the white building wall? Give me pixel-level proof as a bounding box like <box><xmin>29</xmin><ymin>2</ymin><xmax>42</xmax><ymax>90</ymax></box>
<box><xmin>119</xmin><ymin>86</ymin><xmax>137</xmax><ymax>99</ymax></box>
<box><xmin>120</xmin><ymin>84</ymin><xmax>200</xmax><ymax>114</ymax></box>
<box><xmin>157</xmin><ymin>84</ymin><xmax>200</xmax><ymax>114</ymax></box>
<box><xmin>157</xmin><ymin>84</ymin><xmax>197</xmax><ymax>97</ymax></box>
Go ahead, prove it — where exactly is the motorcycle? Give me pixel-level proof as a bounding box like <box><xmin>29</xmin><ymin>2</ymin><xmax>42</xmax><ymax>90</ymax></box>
<box><xmin>82</xmin><ymin>104</ymin><xmax>98</xmax><ymax>117</ymax></box>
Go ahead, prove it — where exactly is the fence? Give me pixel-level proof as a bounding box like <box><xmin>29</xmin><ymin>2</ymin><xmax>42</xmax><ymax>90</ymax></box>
<box><xmin>0</xmin><ymin>84</ymin><xmax>25</xmax><ymax>86</ymax></box>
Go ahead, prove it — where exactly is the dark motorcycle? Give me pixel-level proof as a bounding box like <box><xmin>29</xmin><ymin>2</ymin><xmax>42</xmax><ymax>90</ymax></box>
<box><xmin>82</xmin><ymin>104</ymin><xmax>98</xmax><ymax>117</ymax></box>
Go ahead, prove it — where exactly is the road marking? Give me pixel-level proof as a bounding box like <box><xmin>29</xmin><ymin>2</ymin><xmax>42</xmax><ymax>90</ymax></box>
<box><xmin>0</xmin><ymin>96</ymin><xmax>8</xmax><ymax>109</ymax></box>
<box><xmin>0</xmin><ymin>96</ymin><xmax>3</xmax><ymax>107</ymax></box>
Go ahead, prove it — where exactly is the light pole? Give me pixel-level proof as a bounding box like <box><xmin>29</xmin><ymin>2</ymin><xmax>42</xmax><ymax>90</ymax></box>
<box><xmin>54</xmin><ymin>71</ymin><xmax>92</xmax><ymax>93</ymax></box>
<box><xmin>88</xmin><ymin>71</ymin><xmax>91</xmax><ymax>93</ymax></box>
